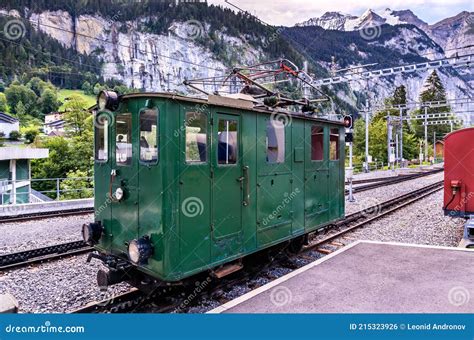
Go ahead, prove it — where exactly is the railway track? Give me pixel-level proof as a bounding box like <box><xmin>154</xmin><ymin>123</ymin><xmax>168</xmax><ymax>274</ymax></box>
<box><xmin>0</xmin><ymin>207</ymin><xmax>94</xmax><ymax>223</ymax></box>
<box><xmin>0</xmin><ymin>241</ymin><xmax>92</xmax><ymax>271</ymax></box>
<box><xmin>345</xmin><ymin>168</ymin><xmax>443</xmax><ymax>194</ymax></box>
<box><xmin>71</xmin><ymin>180</ymin><xmax>443</xmax><ymax>314</ymax></box>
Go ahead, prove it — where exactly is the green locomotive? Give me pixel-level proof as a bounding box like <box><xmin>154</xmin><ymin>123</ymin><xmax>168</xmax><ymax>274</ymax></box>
<box><xmin>83</xmin><ymin>90</ymin><xmax>345</xmax><ymax>289</ymax></box>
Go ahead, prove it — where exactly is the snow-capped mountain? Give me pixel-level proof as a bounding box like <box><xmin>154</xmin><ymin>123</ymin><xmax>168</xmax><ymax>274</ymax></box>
<box><xmin>297</xmin><ymin>8</ymin><xmax>473</xmax><ymax>58</ymax></box>
<box><xmin>296</xmin><ymin>8</ymin><xmax>427</xmax><ymax>31</ymax></box>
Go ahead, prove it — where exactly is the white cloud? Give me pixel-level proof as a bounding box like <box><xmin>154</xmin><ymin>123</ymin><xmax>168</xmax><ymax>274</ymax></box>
<box><xmin>208</xmin><ymin>0</ymin><xmax>473</xmax><ymax>26</ymax></box>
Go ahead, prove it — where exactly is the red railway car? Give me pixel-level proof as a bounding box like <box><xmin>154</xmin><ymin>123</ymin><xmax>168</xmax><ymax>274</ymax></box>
<box><xmin>443</xmin><ymin>127</ymin><xmax>474</xmax><ymax>217</ymax></box>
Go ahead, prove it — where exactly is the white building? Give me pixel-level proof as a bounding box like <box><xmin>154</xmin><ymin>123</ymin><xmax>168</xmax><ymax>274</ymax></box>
<box><xmin>0</xmin><ymin>112</ymin><xmax>20</xmax><ymax>138</ymax></box>
<box><xmin>44</xmin><ymin>112</ymin><xmax>65</xmax><ymax>136</ymax></box>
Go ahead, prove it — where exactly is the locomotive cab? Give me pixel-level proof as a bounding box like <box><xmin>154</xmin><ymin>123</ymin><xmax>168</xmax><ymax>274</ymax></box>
<box><xmin>85</xmin><ymin>91</ymin><xmax>346</xmax><ymax>290</ymax></box>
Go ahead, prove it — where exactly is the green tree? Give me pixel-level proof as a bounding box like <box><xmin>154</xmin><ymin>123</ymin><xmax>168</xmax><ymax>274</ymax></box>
<box><xmin>15</xmin><ymin>101</ymin><xmax>26</xmax><ymax>120</ymax></box>
<box><xmin>60</xmin><ymin>169</ymin><xmax>93</xmax><ymax>199</ymax></box>
<box><xmin>39</xmin><ymin>89</ymin><xmax>60</xmax><ymax>115</ymax></box>
<box><xmin>393</xmin><ymin>85</ymin><xmax>407</xmax><ymax>106</ymax></box>
<box><xmin>81</xmin><ymin>81</ymin><xmax>92</xmax><ymax>95</ymax></box>
<box><xmin>9</xmin><ymin>130</ymin><xmax>21</xmax><ymax>140</ymax></box>
<box><xmin>20</xmin><ymin>125</ymin><xmax>40</xmax><ymax>144</ymax></box>
<box><xmin>0</xmin><ymin>93</ymin><xmax>7</xmax><ymax>112</ymax></box>
<box><xmin>5</xmin><ymin>84</ymin><xmax>39</xmax><ymax>116</ymax></box>
<box><xmin>63</xmin><ymin>94</ymin><xmax>90</xmax><ymax>136</ymax></box>
<box><xmin>412</xmin><ymin>70</ymin><xmax>452</xmax><ymax>143</ymax></box>
<box><xmin>31</xmin><ymin>137</ymin><xmax>73</xmax><ymax>198</ymax></box>
<box><xmin>27</xmin><ymin>77</ymin><xmax>55</xmax><ymax>96</ymax></box>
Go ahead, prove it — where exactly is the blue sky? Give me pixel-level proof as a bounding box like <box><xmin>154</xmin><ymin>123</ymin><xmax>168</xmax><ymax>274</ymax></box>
<box><xmin>208</xmin><ymin>0</ymin><xmax>474</xmax><ymax>26</ymax></box>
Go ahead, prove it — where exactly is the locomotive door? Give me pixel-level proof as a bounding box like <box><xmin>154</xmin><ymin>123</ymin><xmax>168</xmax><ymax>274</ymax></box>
<box><xmin>110</xmin><ymin>111</ymin><xmax>139</xmax><ymax>254</ymax></box>
<box><xmin>179</xmin><ymin>108</ymin><xmax>212</xmax><ymax>272</ymax></box>
<box><xmin>211</xmin><ymin>112</ymin><xmax>243</xmax><ymax>262</ymax></box>
<box><xmin>304</xmin><ymin>123</ymin><xmax>329</xmax><ymax>230</ymax></box>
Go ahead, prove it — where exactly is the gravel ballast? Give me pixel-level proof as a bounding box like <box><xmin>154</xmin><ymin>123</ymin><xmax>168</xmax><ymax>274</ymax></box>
<box><xmin>0</xmin><ymin>254</ymin><xmax>131</xmax><ymax>313</ymax></box>
<box><xmin>0</xmin><ymin>214</ymin><xmax>92</xmax><ymax>255</ymax></box>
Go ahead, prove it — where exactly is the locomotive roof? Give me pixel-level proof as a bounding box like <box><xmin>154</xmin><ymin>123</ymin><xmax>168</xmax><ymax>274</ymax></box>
<box><xmin>443</xmin><ymin>127</ymin><xmax>474</xmax><ymax>140</ymax></box>
<box><xmin>120</xmin><ymin>92</ymin><xmax>345</xmax><ymax>126</ymax></box>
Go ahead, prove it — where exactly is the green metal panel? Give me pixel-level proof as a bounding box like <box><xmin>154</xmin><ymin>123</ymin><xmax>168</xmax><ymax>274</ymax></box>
<box><xmin>110</xmin><ymin>102</ymin><xmax>140</xmax><ymax>255</ymax></box>
<box><xmin>291</xmin><ymin>121</ymin><xmax>305</xmax><ymax>235</ymax></box>
<box><xmin>178</xmin><ymin>105</ymin><xmax>212</xmax><ymax>274</ymax></box>
<box><xmin>240</xmin><ymin>111</ymin><xmax>257</xmax><ymax>253</ymax></box>
<box><xmin>304</xmin><ymin>122</ymin><xmax>329</xmax><ymax>231</ymax></box>
<box><xmin>137</xmin><ymin>102</ymin><xmax>164</xmax><ymax>277</ymax></box>
<box><xmin>256</xmin><ymin>114</ymin><xmax>293</xmax><ymax>247</ymax></box>
<box><xmin>328</xmin><ymin>126</ymin><xmax>344</xmax><ymax>221</ymax></box>
<box><xmin>211</xmin><ymin>111</ymin><xmax>243</xmax><ymax>262</ymax></box>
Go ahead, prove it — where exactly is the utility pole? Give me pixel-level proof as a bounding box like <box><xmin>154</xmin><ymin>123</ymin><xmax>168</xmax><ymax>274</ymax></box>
<box><xmin>433</xmin><ymin>131</ymin><xmax>436</xmax><ymax>163</ymax></box>
<box><xmin>348</xmin><ymin>138</ymin><xmax>355</xmax><ymax>202</ymax></box>
<box><xmin>395</xmin><ymin>133</ymin><xmax>399</xmax><ymax>167</ymax></box>
<box><xmin>365</xmin><ymin>105</ymin><xmax>369</xmax><ymax>173</ymax></box>
<box><xmin>424</xmin><ymin>106</ymin><xmax>428</xmax><ymax>163</ymax></box>
<box><xmin>399</xmin><ymin>107</ymin><xmax>403</xmax><ymax>167</ymax></box>
<box><xmin>387</xmin><ymin>113</ymin><xmax>391</xmax><ymax>167</ymax></box>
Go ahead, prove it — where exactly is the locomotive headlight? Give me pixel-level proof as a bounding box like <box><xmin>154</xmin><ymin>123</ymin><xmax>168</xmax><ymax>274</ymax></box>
<box><xmin>128</xmin><ymin>236</ymin><xmax>154</xmax><ymax>265</ymax></box>
<box><xmin>97</xmin><ymin>91</ymin><xmax>119</xmax><ymax>111</ymax></box>
<box><xmin>82</xmin><ymin>222</ymin><xmax>103</xmax><ymax>245</ymax></box>
<box><xmin>114</xmin><ymin>187</ymin><xmax>124</xmax><ymax>201</ymax></box>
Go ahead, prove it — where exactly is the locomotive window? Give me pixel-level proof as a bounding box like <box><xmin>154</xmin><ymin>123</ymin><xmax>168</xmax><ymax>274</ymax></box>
<box><xmin>266</xmin><ymin>119</ymin><xmax>285</xmax><ymax>164</ymax></box>
<box><xmin>185</xmin><ymin>111</ymin><xmax>207</xmax><ymax>163</ymax></box>
<box><xmin>140</xmin><ymin>108</ymin><xmax>158</xmax><ymax>164</ymax></box>
<box><xmin>116</xmin><ymin>112</ymin><xmax>132</xmax><ymax>166</ymax></box>
<box><xmin>330</xmin><ymin>128</ymin><xmax>340</xmax><ymax>160</ymax></box>
<box><xmin>217</xmin><ymin>119</ymin><xmax>238</xmax><ymax>165</ymax></box>
<box><xmin>95</xmin><ymin>115</ymin><xmax>108</xmax><ymax>162</ymax></box>
<box><xmin>311</xmin><ymin>125</ymin><xmax>324</xmax><ymax>161</ymax></box>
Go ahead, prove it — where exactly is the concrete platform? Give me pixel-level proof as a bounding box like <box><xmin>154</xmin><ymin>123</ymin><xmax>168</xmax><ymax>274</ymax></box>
<box><xmin>0</xmin><ymin>198</ymin><xmax>93</xmax><ymax>217</ymax></box>
<box><xmin>209</xmin><ymin>241</ymin><xmax>474</xmax><ymax>313</ymax></box>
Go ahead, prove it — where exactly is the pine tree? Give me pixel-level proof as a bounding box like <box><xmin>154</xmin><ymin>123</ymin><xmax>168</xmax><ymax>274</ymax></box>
<box><xmin>412</xmin><ymin>70</ymin><xmax>452</xmax><ymax>149</ymax></box>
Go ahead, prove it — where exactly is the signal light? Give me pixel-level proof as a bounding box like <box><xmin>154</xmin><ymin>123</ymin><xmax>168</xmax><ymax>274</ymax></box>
<box><xmin>345</xmin><ymin>132</ymin><xmax>353</xmax><ymax>143</ymax></box>
<box><xmin>343</xmin><ymin>115</ymin><xmax>353</xmax><ymax>129</ymax></box>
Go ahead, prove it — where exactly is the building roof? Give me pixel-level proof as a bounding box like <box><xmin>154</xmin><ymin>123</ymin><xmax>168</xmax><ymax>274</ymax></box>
<box><xmin>0</xmin><ymin>147</ymin><xmax>49</xmax><ymax>160</ymax></box>
<box><xmin>0</xmin><ymin>112</ymin><xmax>19</xmax><ymax>124</ymax></box>
<box><xmin>45</xmin><ymin>119</ymin><xmax>65</xmax><ymax>127</ymax></box>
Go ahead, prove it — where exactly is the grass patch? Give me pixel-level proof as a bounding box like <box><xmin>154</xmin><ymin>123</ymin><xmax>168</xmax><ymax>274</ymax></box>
<box><xmin>58</xmin><ymin>89</ymin><xmax>96</xmax><ymax>110</ymax></box>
